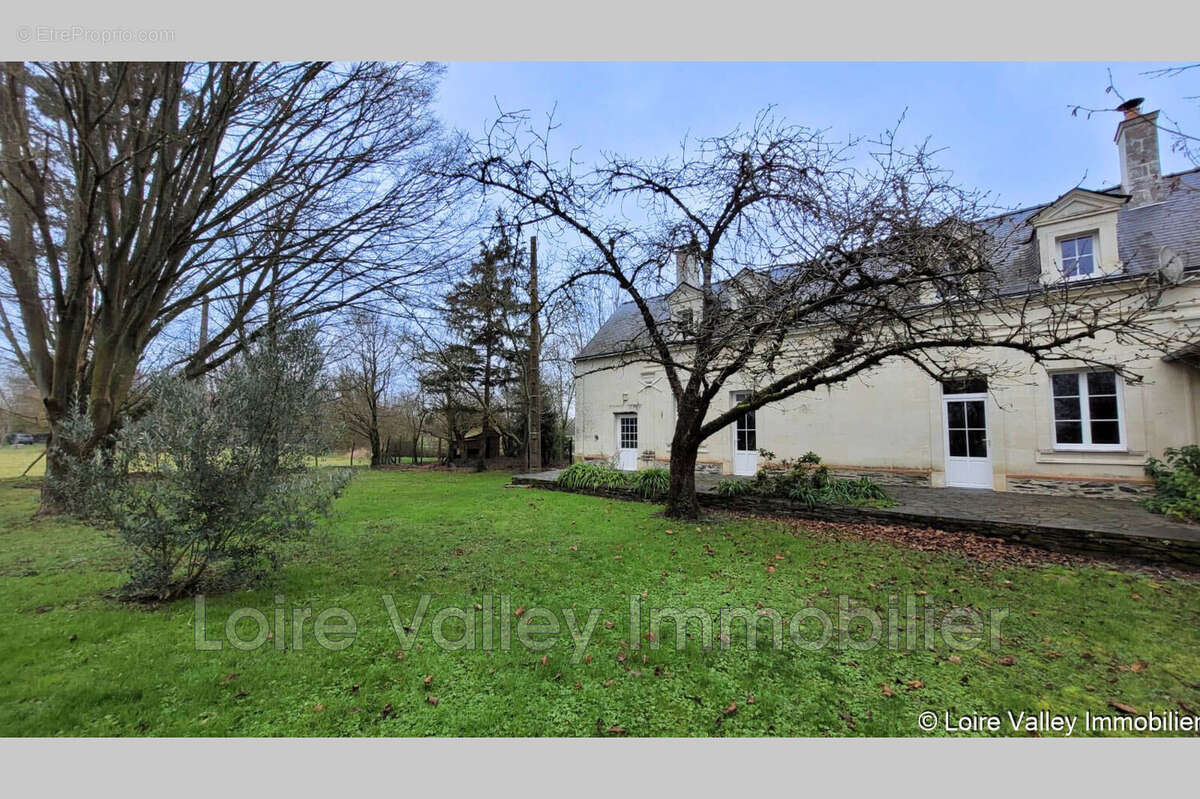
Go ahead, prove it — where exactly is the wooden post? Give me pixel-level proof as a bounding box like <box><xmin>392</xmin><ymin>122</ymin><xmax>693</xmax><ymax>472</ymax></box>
<box><xmin>527</xmin><ymin>236</ymin><xmax>542</xmax><ymax>471</ymax></box>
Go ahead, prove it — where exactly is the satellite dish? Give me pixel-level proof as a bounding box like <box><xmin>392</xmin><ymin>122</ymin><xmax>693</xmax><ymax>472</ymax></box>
<box><xmin>1158</xmin><ymin>247</ymin><xmax>1187</xmax><ymax>284</ymax></box>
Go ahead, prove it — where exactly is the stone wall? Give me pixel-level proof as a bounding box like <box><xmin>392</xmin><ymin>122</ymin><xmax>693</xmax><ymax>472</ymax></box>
<box><xmin>1006</xmin><ymin>477</ymin><xmax>1154</xmax><ymax>501</ymax></box>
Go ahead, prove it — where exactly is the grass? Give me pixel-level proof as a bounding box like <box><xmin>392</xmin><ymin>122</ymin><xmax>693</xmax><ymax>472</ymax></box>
<box><xmin>1</xmin><ymin>469</ymin><xmax>1198</xmax><ymax>736</ymax></box>
<box><xmin>0</xmin><ymin>444</ymin><xmax>357</xmax><ymax>479</ymax></box>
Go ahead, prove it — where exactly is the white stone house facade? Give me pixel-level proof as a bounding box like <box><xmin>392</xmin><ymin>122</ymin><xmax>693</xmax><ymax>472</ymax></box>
<box><xmin>572</xmin><ymin>106</ymin><xmax>1200</xmax><ymax>498</ymax></box>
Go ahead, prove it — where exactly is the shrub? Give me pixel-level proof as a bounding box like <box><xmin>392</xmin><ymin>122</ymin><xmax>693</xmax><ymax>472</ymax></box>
<box><xmin>716</xmin><ymin>452</ymin><xmax>893</xmax><ymax>508</ymax></box>
<box><xmin>556</xmin><ymin>462</ymin><xmax>630</xmax><ymax>492</ymax></box>
<box><xmin>1144</xmin><ymin>445</ymin><xmax>1200</xmax><ymax>522</ymax></box>
<box><xmin>57</xmin><ymin>324</ymin><xmax>352</xmax><ymax>601</ymax></box>
<box><xmin>630</xmin><ymin>467</ymin><xmax>670</xmax><ymax>500</ymax></box>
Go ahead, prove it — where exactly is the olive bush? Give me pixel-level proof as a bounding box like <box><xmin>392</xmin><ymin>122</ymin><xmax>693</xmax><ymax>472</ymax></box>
<box><xmin>57</xmin><ymin>324</ymin><xmax>352</xmax><ymax>600</ymax></box>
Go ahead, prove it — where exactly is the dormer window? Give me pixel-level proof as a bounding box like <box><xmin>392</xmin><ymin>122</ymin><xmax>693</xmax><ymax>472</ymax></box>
<box><xmin>1060</xmin><ymin>234</ymin><xmax>1096</xmax><ymax>280</ymax></box>
<box><xmin>1030</xmin><ymin>188</ymin><xmax>1126</xmax><ymax>285</ymax></box>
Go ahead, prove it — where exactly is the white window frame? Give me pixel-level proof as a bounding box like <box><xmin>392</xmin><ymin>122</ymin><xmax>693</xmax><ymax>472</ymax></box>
<box><xmin>1058</xmin><ymin>233</ymin><xmax>1098</xmax><ymax>282</ymax></box>
<box><xmin>1049</xmin><ymin>369</ymin><xmax>1126</xmax><ymax>452</ymax></box>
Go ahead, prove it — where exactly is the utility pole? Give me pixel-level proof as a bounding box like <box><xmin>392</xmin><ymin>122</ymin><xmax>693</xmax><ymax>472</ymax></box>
<box><xmin>527</xmin><ymin>236</ymin><xmax>542</xmax><ymax>472</ymax></box>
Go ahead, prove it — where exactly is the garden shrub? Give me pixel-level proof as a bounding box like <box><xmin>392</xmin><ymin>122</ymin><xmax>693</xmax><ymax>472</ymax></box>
<box><xmin>1144</xmin><ymin>445</ymin><xmax>1200</xmax><ymax>522</ymax></box>
<box><xmin>630</xmin><ymin>467</ymin><xmax>670</xmax><ymax>500</ymax></box>
<box><xmin>714</xmin><ymin>452</ymin><xmax>893</xmax><ymax>507</ymax></box>
<box><xmin>556</xmin><ymin>462</ymin><xmax>630</xmax><ymax>492</ymax></box>
<box><xmin>57</xmin><ymin>324</ymin><xmax>352</xmax><ymax>601</ymax></box>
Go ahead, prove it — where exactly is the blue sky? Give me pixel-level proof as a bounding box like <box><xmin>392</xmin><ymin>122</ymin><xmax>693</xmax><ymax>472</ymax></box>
<box><xmin>435</xmin><ymin>62</ymin><xmax>1199</xmax><ymax>210</ymax></box>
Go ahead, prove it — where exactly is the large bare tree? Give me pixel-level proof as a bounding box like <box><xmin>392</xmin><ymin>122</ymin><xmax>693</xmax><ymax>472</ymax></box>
<box><xmin>453</xmin><ymin>110</ymin><xmax>1191</xmax><ymax>518</ymax></box>
<box><xmin>0</xmin><ymin>61</ymin><xmax>464</xmax><ymax>508</ymax></box>
<box><xmin>333</xmin><ymin>312</ymin><xmax>405</xmax><ymax>467</ymax></box>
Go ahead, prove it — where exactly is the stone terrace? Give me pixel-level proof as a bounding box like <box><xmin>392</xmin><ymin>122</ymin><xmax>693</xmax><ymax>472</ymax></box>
<box><xmin>512</xmin><ymin>470</ymin><xmax>1200</xmax><ymax>568</ymax></box>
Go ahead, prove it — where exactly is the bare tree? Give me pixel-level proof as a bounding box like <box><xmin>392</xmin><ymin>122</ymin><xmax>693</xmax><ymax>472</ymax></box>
<box><xmin>333</xmin><ymin>312</ymin><xmax>405</xmax><ymax>467</ymax></box>
<box><xmin>0</xmin><ymin>61</ymin><xmax>464</xmax><ymax>508</ymax></box>
<box><xmin>453</xmin><ymin>110</ymin><xmax>1191</xmax><ymax>518</ymax></box>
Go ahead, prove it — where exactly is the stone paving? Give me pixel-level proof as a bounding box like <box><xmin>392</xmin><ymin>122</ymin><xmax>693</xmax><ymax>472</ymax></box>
<box><xmin>512</xmin><ymin>469</ymin><xmax>1200</xmax><ymax>566</ymax></box>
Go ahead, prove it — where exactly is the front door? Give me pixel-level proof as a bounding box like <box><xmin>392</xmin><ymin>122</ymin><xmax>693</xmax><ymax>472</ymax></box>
<box><xmin>943</xmin><ymin>393</ymin><xmax>992</xmax><ymax>488</ymax></box>
<box><xmin>616</xmin><ymin>413</ymin><xmax>638</xmax><ymax>471</ymax></box>
<box><xmin>732</xmin><ymin>392</ymin><xmax>758</xmax><ymax>476</ymax></box>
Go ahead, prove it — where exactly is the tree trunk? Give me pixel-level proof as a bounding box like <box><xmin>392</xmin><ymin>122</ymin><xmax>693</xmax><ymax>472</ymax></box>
<box><xmin>665</xmin><ymin>435</ymin><xmax>701</xmax><ymax>520</ymax></box>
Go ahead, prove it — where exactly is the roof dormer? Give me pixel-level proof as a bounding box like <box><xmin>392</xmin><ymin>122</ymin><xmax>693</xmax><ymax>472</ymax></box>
<box><xmin>1030</xmin><ymin>188</ymin><xmax>1128</xmax><ymax>284</ymax></box>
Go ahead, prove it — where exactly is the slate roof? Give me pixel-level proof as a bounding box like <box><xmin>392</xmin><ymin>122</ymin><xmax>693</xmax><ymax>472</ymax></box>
<box><xmin>575</xmin><ymin>169</ymin><xmax>1200</xmax><ymax>361</ymax></box>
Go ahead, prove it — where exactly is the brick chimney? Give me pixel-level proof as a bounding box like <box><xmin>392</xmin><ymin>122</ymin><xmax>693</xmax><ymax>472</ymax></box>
<box><xmin>1114</xmin><ymin>98</ymin><xmax>1164</xmax><ymax>207</ymax></box>
<box><xmin>675</xmin><ymin>248</ymin><xmax>699</xmax><ymax>287</ymax></box>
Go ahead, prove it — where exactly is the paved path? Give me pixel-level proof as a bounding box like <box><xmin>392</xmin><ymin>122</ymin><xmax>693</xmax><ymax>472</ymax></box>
<box><xmin>512</xmin><ymin>469</ymin><xmax>1200</xmax><ymax>566</ymax></box>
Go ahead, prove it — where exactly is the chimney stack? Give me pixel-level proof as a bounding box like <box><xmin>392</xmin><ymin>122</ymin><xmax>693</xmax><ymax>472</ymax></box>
<box><xmin>1114</xmin><ymin>98</ymin><xmax>1164</xmax><ymax>207</ymax></box>
<box><xmin>675</xmin><ymin>248</ymin><xmax>699</xmax><ymax>287</ymax></box>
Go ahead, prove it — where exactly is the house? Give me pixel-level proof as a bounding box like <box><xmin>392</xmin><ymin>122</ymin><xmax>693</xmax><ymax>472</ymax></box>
<box><xmin>572</xmin><ymin>103</ymin><xmax>1200</xmax><ymax>499</ymax></box>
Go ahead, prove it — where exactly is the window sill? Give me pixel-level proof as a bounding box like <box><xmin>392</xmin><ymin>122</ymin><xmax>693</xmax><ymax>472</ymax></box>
<box><xmin>1036</xmin><ymin>449</ymin><xmax>1144</xmax><ymax>466</ymax></box>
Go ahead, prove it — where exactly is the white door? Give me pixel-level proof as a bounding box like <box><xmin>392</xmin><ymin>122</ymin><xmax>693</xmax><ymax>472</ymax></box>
<box><xmin>616</xmin><ymin>413</ymin><xmax>638</xmax><ymax>471</ymax></box>
<box><xmin>732</xmin><ymin>392</ymin><xmax>758</xmax><ymax>476</ymax></box>
<box><xmin>943</xmin><ymin>393</ymin><xmax>992</xmax><ymax>488</ymax></box>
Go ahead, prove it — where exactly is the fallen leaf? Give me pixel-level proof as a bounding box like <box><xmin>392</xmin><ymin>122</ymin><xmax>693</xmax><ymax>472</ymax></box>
<box><xmin>422</xmin><ymin>674</ymin><xmax>433</xmax><ymax>686</ymax></box>
<box><xmin>1108</xmin><ymin>700</ymin><xmax>1140</xmax><ymax>715</ymax></box>
<box><xmin>617</xmin><ymin>651</ymin><xmax>626</xmax><ymax>663</ymax></box>
<box><xmin>584</xmin><ymin>653</ymin><xmax>592</xmax><ymax>664</ymax></box>
<box><xmin>774</xmin><ymin>553</ymin><xmax>785</xmax><ymax>561</ymax></box>
<box><xmin>540</xmin><ymin>655</ymin><xmax>549</xmax><ymax>666</ymax></box>
<box><xmin>881</xmin><ymin>685</ymin><xmax>894</xmax><ymax>697</ymax></box>
<box><xmin>312</xmin><ymin>703</ymin><xmax>325</xmax><ymax>712</ymax></box>
<box><xmin>603</xmin><ymin>620</ymin><xmax>614</xmax><ymax>629</ymax></box>
<box><xmin>427</xmin><ymin>696</ymin><xmax>439</xmax><ymax>706</ymax></box>
<box><xmin>394</xmin><ymin>650</ymin><xmax>406</xmax><ymax>660</ymax></box>
<box><xmin>1130</xmin><ymin>593</ymin><xmax>1143</xmax><ymax>601</ymax></box>
<box><xmin>514</xmin><ymin>606</ymin><xmax>525</xmax><ymax>618</ymax></box>
<box><xmin>839</xmin><ymin>711</ymin><xmax>856</xmax><ymax>729</ymax></box>
<box><xmin>1130</xmin><ymin>660</ymin><xmax>1148</xmax><ymax>672</ymax></box>
<box><xmin>999</xmin><ymin>656</ymin><xmax>1016</xmax><ymax>666</ymax></box>
<box><xmin>947</xmin><ymin>655</ymin><xmax>962</xmax><ymax>664</ymax></box>
<box><xmin>379</xmin><ymin>703</ymin><xmax>393</xmax><ymax>719</ymax></box>
<box><xmin>603</xmin><ymin>679</ymin><xmax>614</xmax><ymax>688</ymax></box>
<box><xmin>906</xmin><ymin>680</ymin><xmax>923</xmax><ymax>690</ymax></box>
<box><xmin>573</xmin><ymin>682</ymin><xmax>582</xmax><ymax>690</ymax></box>
<box><xmin>570</xmin><ymin>544</ymin><xmax>578</xmax><ymax>551</ymax></box>
<box><xmin>766</xmin><ymin>565</ymin><xmax>776</xmax><ymax>574</ymax></box>
<box><xmin>665</xmin><ymin>529</ymin><xmax>675</xmax><ymax>535</ymax></box>
<box><xmin>222</xmin><ymin>673</ymin><xmax>239</xmax><ymax>684</ymax></box>
<box><xmin>746</xmin><ymin>695</ymin><xmax>755</xmax><ymax>704</ymax></box>
<box><xmin>351</xmin><ymin>683</ymin><xmax>360</xmax><ymax>694</ymax></box>
<box><xmin>722</xmin><ymin>701</ymin><xmax>739</xmax><ymax>716</ymax></box>
<box><xmin>606</xmin><ymin>724</ymin><xmax>628</xmax><ymax>735</ymax></box>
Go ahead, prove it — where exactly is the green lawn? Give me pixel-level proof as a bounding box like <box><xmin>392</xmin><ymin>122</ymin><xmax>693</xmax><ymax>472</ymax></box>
<box><xmin>1</xmin><ymin>469</ymin><xmax>1197</xmax><ymax>736</ymax></box>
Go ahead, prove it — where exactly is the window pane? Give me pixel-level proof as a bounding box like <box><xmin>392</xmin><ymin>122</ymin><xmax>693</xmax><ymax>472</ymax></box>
<box><xmin>949</xmin><ymin>429</ymin><xmax>967</xmax><ymax>457</ymax></box>
<box><xmin>966</xmin><ymin>400</ymin><xmax>985</xmax><ymax>428</ymax></box>
<box><xmin>745</xmin><ymin>430</ymin><xmax>756</xmax><ymax>452</ymax></box>
<box><xmin>736</xmin><ymin>430</ymin><xmax>746</xmax><ymax>451</ymax></box>
<box><xmin>1053</xmin><ymin>397</ymin><xmax>1081</xmax><ymax>421</ymax></box>
<box><xmin>967</xmin><ymin>429</ymin><xmax>988</xmax><ymax>457</ymax></box>
<box><xmin>942</xmin><ymin>377</ymin><xmax>987</xmax><ymax>394</ymax></box>
<box><xmin>1076</xmin><ymin>253</ymin><xmax>1094</xmax><ymax>274</ymax></box>
<box><xmin>1089</xmin><ymin>395</ymin><xmax>1118</xmax><ymax>421</ymax></box>
<box><xmin>1051</xmin><ymin>373</ymin><xmax>1079</xmax><ymax>397</ymax></box>
<box><xmin>1087</xmin><ymin>371</ymin><xmax>1116</xmax><ymax>395</ymax></box>
<box><xmin>1076</xmin><ymin>236</ymin><xmax>1093</xmax><ymax>255</ymax></box>
<box><xmin>744</xmin><ymin>409</ymin><xmax>755</xmax><ymax>431</ymax></box>
<box><xmin>1055</xmin><ymin>422</ymin><xmax>1083</xmax><ymax>444</ymax></box>
<box><xmin>1061</xmin><ymin>239</ymin><xmax>1076</xmax><ymax>259</ymax></box>
<box><xmin>947</xmin><ymin>402</ymin><xmax>965</xmax><ymax>428</ymax></box>
<box><xmin>1091</xmin><ymin>421</ymin><xmax>1121</xmax><ymax>445</ymax></box>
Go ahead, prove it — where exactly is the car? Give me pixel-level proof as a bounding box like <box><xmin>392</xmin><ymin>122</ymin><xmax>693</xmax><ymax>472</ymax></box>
<box><xmin>12</xmin><ymin>433</ymin><xmax>35</xmax><ymax>445</ymax></box>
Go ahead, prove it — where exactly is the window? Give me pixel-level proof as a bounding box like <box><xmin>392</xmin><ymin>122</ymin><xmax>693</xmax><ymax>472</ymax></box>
<box><xmin>733</xmin><ymin>392</ymin><xmax>756</xmax><ymax>452</ymax></box>
<box><xmin>1060</xmin><ymin>235</ymin><xmax>1096</xmax><ymax>279</ymax></box>
<box><xmin>1050</xmin><ymin>370</ymin><xmax>1123</xmax><ymax>449</ymax></box>
<box><xmin>619</xmin><ymin>415</ymin><xmax>638</xmax><ymax>450</ymax></box>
